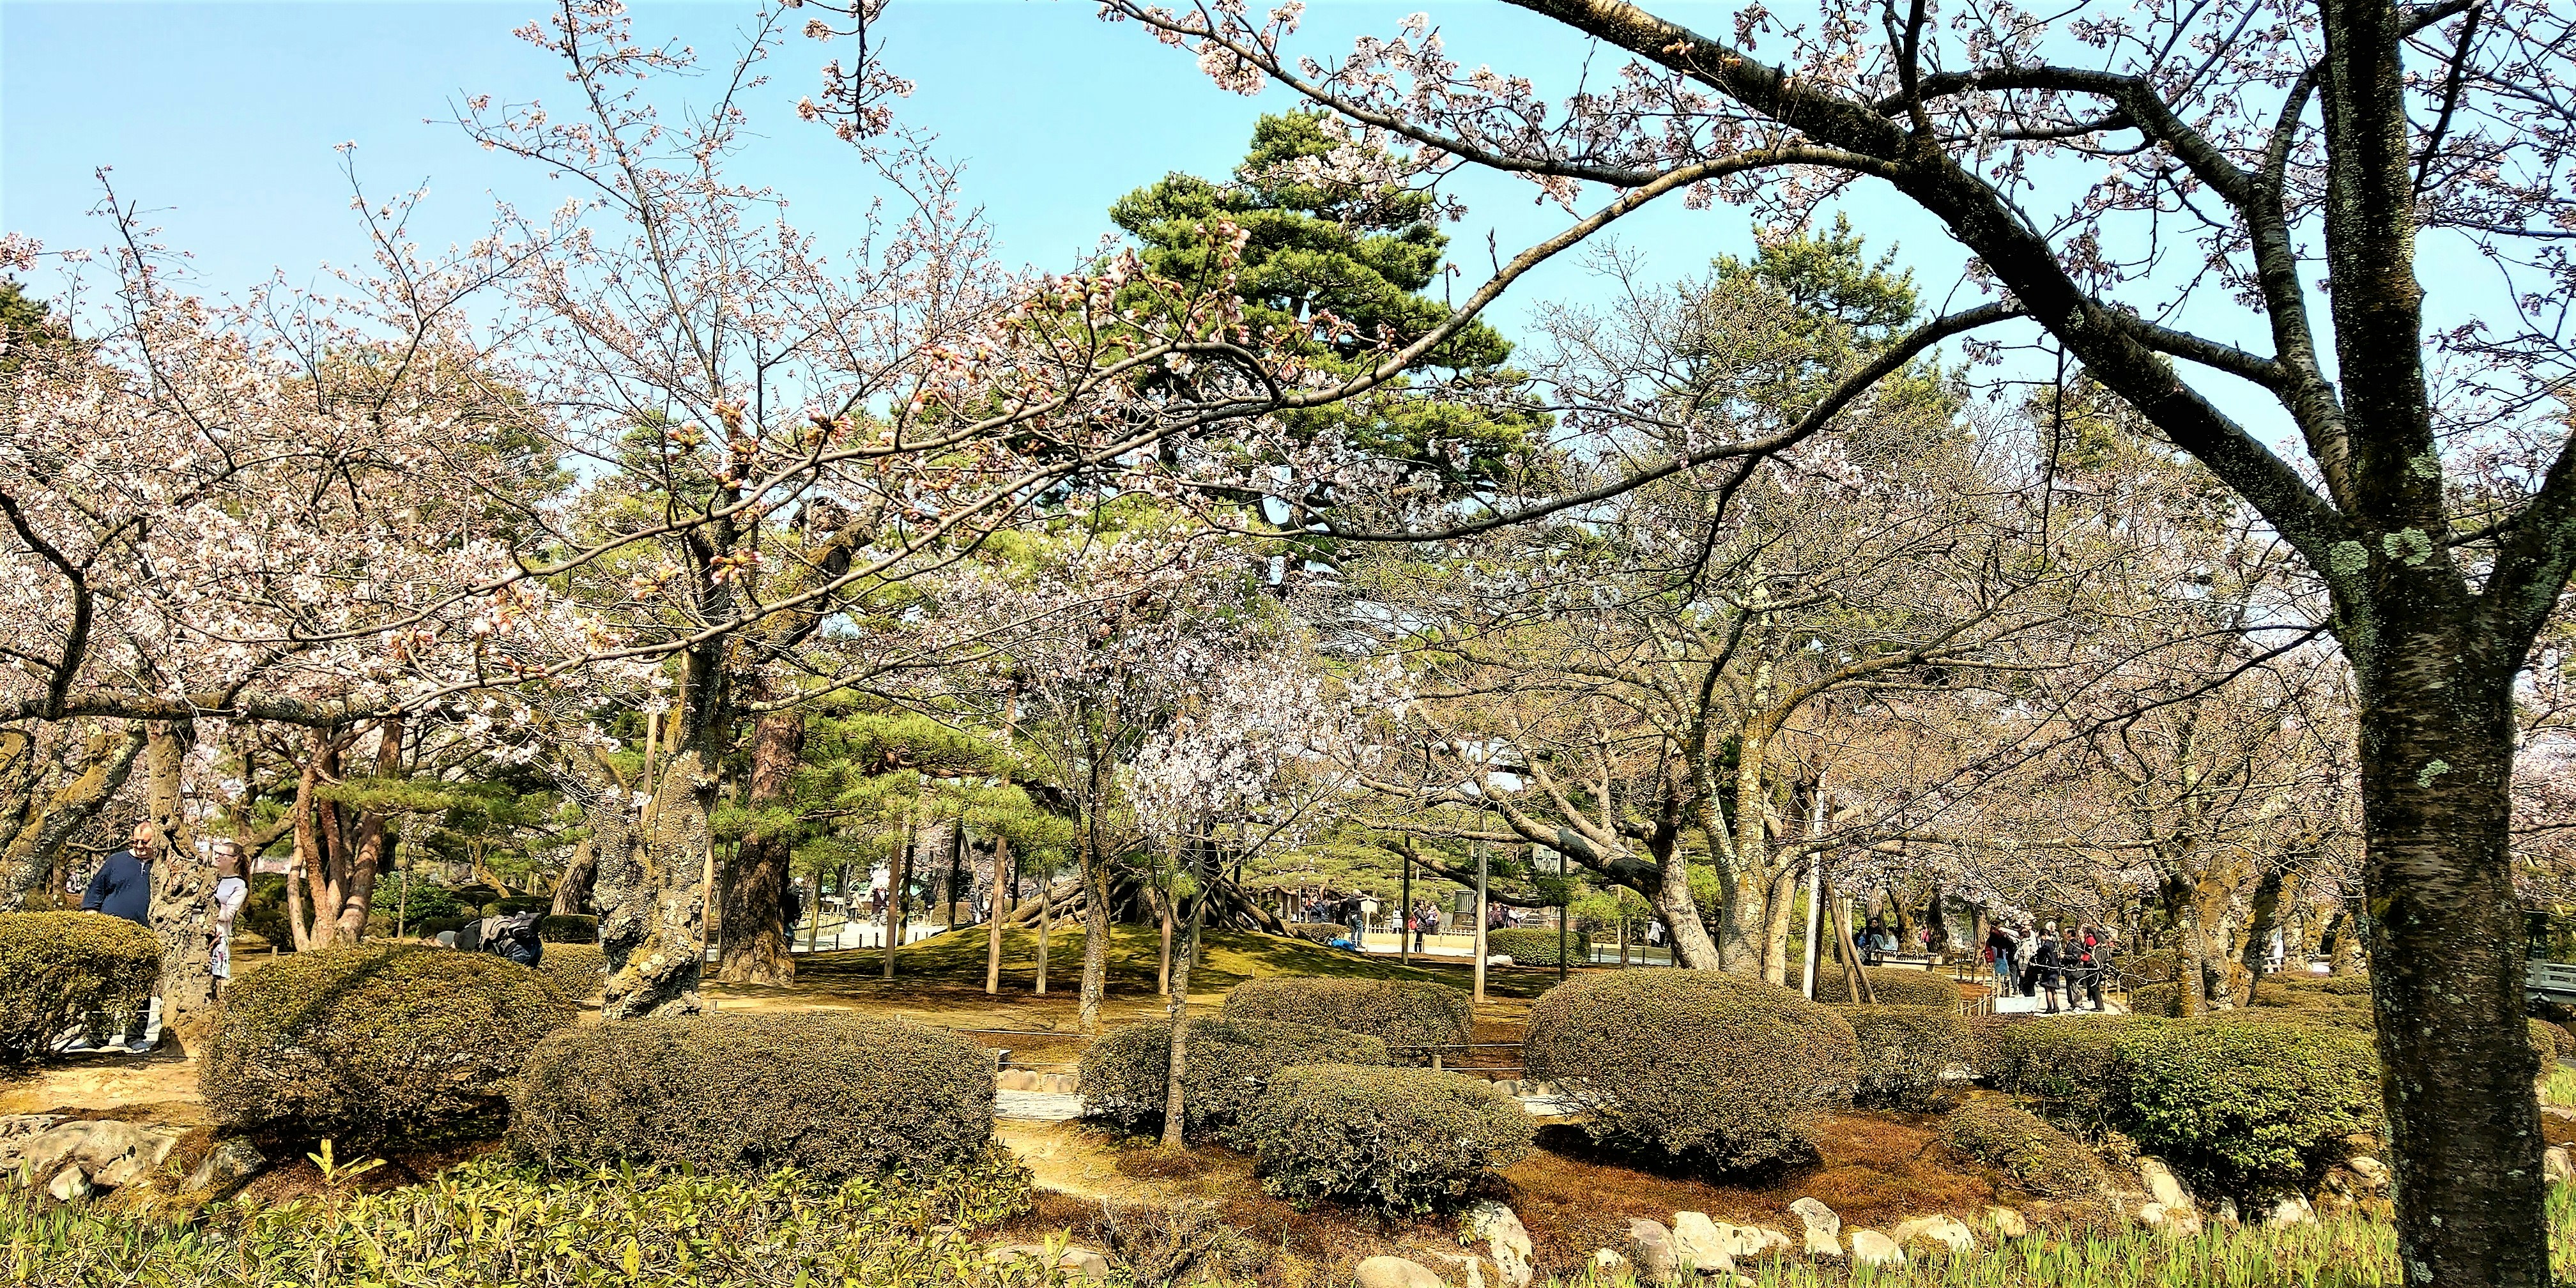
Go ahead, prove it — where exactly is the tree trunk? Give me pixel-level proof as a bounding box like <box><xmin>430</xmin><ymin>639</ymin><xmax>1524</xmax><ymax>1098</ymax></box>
<box><xmin>1078</xmin><ymin>832</ymin><xmax>1113</xmax><ymax>1033</ymax></box>
<box><xmin>986</xmin><ymin>836</ymin><xmax>1013</xmax><ymax>993</ymax></box>
<box><xmin>138</xmin><ymin>721</ymin><xmax>216</xmax><ymax>1048</ymax></box>
<box><xmin>1759</xmin><ymin>864</ymin><xmax>1802</xmax><ymax>985</ymax></box>
<box><xmin>552</xmin><ymin>838</ymin><xmax>597</xmax><ymax>916</ymax></box>
<box><xmin>592</xmin><ymin>751</ymin><xmax>712</xmax><ymax>1020</ymax></box>
<box><xmin>330</xmin><ymin>718</ymin><xmax>402</xmax><ymax>944</ymax></box>
<box><xmin>1157</xmin><ymin>880</ymin><xmax>1174</xmax><ymax>997</ymax></box>
<box><xmin>1036</xmin><ymin>874</ymin><xmax>1053</xmax><ymax>995</ymax></box>
<box><xmin>717</xmin><ymin>709</ymin><xmax>803</xmax><ymax>986</ymax></box>
<box><xmin>1644</xmin><ymin>834</ymin><xmax>1723</xmax><ymax>969</ymax></box>
<box><xmin>2353</xmin><ymin>659</ymin><xmax>2544</xmax><ymax>1285</ymax></box>
<box><xmin>1160</xmin><ymin>838</ymin><xmax>1207</xmax><ymax>1149</ymax></box>
<box><xmin>2237</xmin><ymin>868</ymin><xmax>2287</xmax><ymax>1006</ymax></box>
<box><xmin>885</xmin><ymin>808</ymin><xmax>915</xmax><ymax>981</ymax></box>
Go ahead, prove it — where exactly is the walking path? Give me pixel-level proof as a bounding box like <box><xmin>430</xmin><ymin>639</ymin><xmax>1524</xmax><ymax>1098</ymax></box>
<box><xmin>991</xmin><ymin>1087</ymin><xmax>1586</xmax><ymax>1124</ymax></box>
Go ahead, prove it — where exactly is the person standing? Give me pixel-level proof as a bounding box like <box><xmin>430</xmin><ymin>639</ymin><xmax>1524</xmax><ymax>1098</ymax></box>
<box><xmin>1421</xmin><ymin>901</ymin><xmax>1443</xmax><ymax>952</ymax></box>
<box><xmin>206</xmin><ymin>839</ymin><xmax>249</xmax><ymax>997</ymax></box>
<box><xmin>2032</xmin><ymin>923</ymin><xmax>2065</xmax><ymax>1013</ymax></box>
<box><xmin>75</xmin><ymin>823</ymin><xmax>160</xmax><ymax>1052</ymax></box>
<box><xmin>1985</xmin><ymin>921</ymin><xmax>2018</xmax><ymax>995</ymax></box>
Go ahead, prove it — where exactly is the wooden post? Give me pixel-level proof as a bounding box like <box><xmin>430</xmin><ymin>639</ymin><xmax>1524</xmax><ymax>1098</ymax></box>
<box><xmin>1472</xmin><ymin>838</ymin><xmax>1489</xmax><ymax>1004</ymax></box>
<box><xmin>1399</xmin><ymin>850</ymin><xmax>1413</xmax><ymax>965</ymax></box>
<box><xmin>1827</xmin><ymin>888</ymin><xmax>1876</xmax><ymax>1003</ymax></box>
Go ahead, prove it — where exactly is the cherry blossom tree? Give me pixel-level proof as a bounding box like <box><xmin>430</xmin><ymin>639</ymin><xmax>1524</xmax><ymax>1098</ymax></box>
<box><xmin>1108</xmin><ymin>0</ymin><xmax>2576</xmax><ymax>1272</ymax></box>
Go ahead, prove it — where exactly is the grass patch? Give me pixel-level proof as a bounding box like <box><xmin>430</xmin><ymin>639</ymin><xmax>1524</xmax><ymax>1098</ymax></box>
<box><xmin>2545</xmin><ymin>1062</ymin><xmax>2576</xmax><ymax>1109</ymax></box>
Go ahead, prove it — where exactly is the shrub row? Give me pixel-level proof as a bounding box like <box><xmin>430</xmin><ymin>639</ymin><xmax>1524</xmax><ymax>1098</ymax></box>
<box><xmin>1976</xmin><ymin>1012</ymin><xmax>2380</xmax><ymax>1197</ymax></box>
<box><xmin>1280</xmin><ymin>921</ymin><xmax>1349</xmax><ymax>944</ymax></box>
<box><xmin>1221</xmin><ymin>976</ymin><xmax>1472</xmax><ymax>1053</ymax></box>
<box><xmin>1487</xmin><ymin>926</ymin><xmax>1588</xmax><ymax>966</ymax></box>
<box><xmin>1237</xmin><ymin>1065</ymin><xmax>1533</xmax><ymax>1215</ymax></box>
<box><xmin>1079</xmin><ymin>1016</ymin><xmax>1389</xmax><ymax>1140</ymax></box>
<box><xmin>540</xmin><ymin>942</ymin><xmax>610</xmax><ymax>1000</ymax></box>
<box><xmin>0</xmin><ymin>912</ymin><xmax>160</xmax><ymax>1066</ymax></box>
<box><xmin>510</xmin><ymin>1012</ymin><xmax>995</xmax><ymax>1180</ymax></box>
<box><xmin>1524</xmin><ymin>969</ymin><xmax>1857</xmax><ymax>1176</ymax></box>
<box><xmin>1809</xmin><ymin>965</ymin><xmax>1961</xmax><ymax>1008</ymax></box>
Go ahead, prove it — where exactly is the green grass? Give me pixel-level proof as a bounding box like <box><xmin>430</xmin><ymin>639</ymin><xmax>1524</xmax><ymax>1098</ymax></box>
<box><xmin>2545</xmin><ymin>1062</ymin><xmax>2576</xmax><ymax>1108</ymax></box>
<box><xmin>792</xmin><ymin>923</ymin><xmax>1564</xmax><ymax>999</ymax></box>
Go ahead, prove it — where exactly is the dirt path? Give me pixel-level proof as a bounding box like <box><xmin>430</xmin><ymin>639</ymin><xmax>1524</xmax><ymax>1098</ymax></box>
<box><xmin>0</xmin><ymin>1051</ymin><xmax>208</xmax><ymax>1123</ymax></box>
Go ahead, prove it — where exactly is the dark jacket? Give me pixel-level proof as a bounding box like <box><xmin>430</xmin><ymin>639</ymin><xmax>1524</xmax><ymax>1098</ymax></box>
<box><xmin>81</xmin><ymin>850</ymin><xmax>151</xmax><ymax>925</ymax></box>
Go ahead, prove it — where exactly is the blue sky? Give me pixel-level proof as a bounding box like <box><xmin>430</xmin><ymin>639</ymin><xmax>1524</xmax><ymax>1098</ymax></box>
<box><xmin>2</xmin><ymin>1</ymin><xmax>1811</xmax><ymax>341</ymax></box>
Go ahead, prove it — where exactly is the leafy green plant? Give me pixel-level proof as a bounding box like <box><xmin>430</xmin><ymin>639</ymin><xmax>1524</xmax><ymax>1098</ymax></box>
<box><xmin>1841</xmin><ymin>1004</ymin><xmax>1972</xmax><ymax>1110</ymax></box>
<box><xmin>2113</xmin><ymin>1018</ymin><xmax>2380</xmax><ymax>1197</ymax></box>
<box><xmin>0</xmin><ymin>1152</ymin><xmax>1042</xmax><ymax>1287</ymax></box>
<box><xmin>1220</xmin><ymin>976</ymin><xmax>1472</xmax><ymax>1054</ymax></box>
<box><xmin>1487</xmin><ymin>927</ymin><xmax>1590</xmax><ymax>967</ymax></box>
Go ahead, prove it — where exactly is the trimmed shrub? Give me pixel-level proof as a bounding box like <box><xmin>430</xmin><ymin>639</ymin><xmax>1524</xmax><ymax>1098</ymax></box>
<box><xmin>1972</xmin><ymin>1015</ymin><xmax>2166</xmax><ymax>1137</ymax></box>
<box><xmin>0</xmin><ymin>912</ymin><xmax>160</xmax><ymax>1066</ymax></box>
<box><xmin>1222</xmin><ymin>976</ymin><xmax>1472</xmax><ymax>1054</ymax></box>
<box><xmin>2532</xmin><ymin>1018</ymin><xmax>2575</xmax><ymax>1066</ymax></box>
<box><xmin>540</xmin><ymin>942</ymin><xmax>609</xmax><ymax>999</ymax></box>
<box><xmin>415</xmin><ymin>916</ymin><xmax>470</xmax><ymax>939</ymax></box>
<box><xmin>1523</xmin><ymin>969</ymin><xmax>1857</xmax><ymax>1175</ymax></box>
<box><xmin>1239</xmin><ymin>1064</ymin><xmax>1533</xmax><ymax>1215</ymax></box>
<box><xmin>1809</xmin><ymin>965</ymin><xmax>1961</xmax><ymax>1008</ymax></box>
<box><xmin>2127</xmin><ymin>982</ymin><xmax>2181</xmax><ymax>1017</ymax></box>
<box><xmin>1940</xmin><ymin>1100</ymin><xmax>2106</xmax><ymax>1201</ymax></box>
<box><xmin>201</xmin><ymin>943</ymin><xmax>573</xmax><ymax>1141</ymax></box>
<box><xmin>2115</xmin><ymin>1017</ymin><xmax>2380</xmax><ymax>1196</ymax></box>
<box><xmin>497</xmin><ymin>896</ymin><xmax>552</xmax><ymax>915</ymax></box>
<box><xmin>1281</xmin><ymin>921</ymin><xmax>1348</xmax><ymax>944</ymax></box>
<box><xmin>1841</xmin><ymin>1004</ymin><xmax>1972</xmax><ymax>1110</ymax></box>
<box><xmin>1079</xmin><ymin>1017</ymin><xmax>1389</xmax><ymax>1140</ymax></box>
<box><xmin>1487</xmin><ymin>926</ymin><xmax>1588</xmax><ymax>966</ymax></box>
<box><xmin>510</xmin><ymin>1012</ymin><xmax>992</xmax><ymax>1180</ymax></box>
<box><xmin>538</xmin><ymin>914</ymin><xmax>597</xmax><ymax>944</ymax></box>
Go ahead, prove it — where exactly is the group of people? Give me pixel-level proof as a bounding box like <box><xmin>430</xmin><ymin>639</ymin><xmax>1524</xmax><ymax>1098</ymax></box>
<box><xmin>1984</xmin><ymin>919</ymin><xmax>2113</xmax><ymax>1013</ymax></box>
<box><xmin>66</xmin><ymin>821</ymin><xmax>250</xmax><ymax>1052</ymax></box>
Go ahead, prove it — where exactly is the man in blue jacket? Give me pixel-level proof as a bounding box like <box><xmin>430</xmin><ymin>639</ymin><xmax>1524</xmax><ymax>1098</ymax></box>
<box><xmin>81</xmin><ymin>822</ymin><xmax>158</xmax><ymax>924</ymax></box>
<box><xmin>70</xmin><ymin>822</ymin><xmax>162</xmax><ymax>1052</ymax></box>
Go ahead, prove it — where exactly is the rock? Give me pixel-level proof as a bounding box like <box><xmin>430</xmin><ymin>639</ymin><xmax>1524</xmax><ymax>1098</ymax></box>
<box><xmin>1848</xmin><ymin>1229</ymin><xmax>1906</xmax><ymax>1268</ymax></box>
<box><xmin>2264</xmin><ymin>1195</ymin><xmax>2316</xmax><ymax>1227</ymax></box>
<box><xmin>1354</xmin><ymin>1255</ymin><xmax>1446</xmax><ymax>1288</ymax></box>
<box><xmin>14</xmin><ymin>1125</ymin><xmax>92</xmax><ymax>1182</ymax></box>
<box><xmin>1592</xmin><ymin>1249</ymin><xmax>1630</xmax><ymax>1276</ymax></box>
<box><xmin>47</xmin><ymin>1165</ymin><xmax>89</xmax><ymax>1202</ymax></box>
<box><xmin>2136</xmin><ymin>1201</ymin><xmax>2204</xmax><ymax>1237</ymax></box>
<box><xmin>2547</xmin><ymin>1147</ymin><xmax>2573</xmax><ymax>1186</ymax></box>
<box><xmin>1985</xmin><ymin>1208</ymin><xmax>2028</xmax><ymax>1240</ymax></box>
<box><xmin>183</xmin><ymin>1138</ymin><xmax>268</xmax><ymax>1193</ymax></box>
<box><xmin>2348</xmin><ymin>1155</ymin><xmax>2389</xmax><ymax>1187</ymax></box>
<box><xmin>995</xmin><ymin>1069</ymin><xmax>1040</xmax><ymax>1091</ymax></box>
<box><xmin>1669</xmin><ymin>1211</ymin><xmax>1738</xmax><ymax>1274</ymax></box>
<box><xmin>1465</xmin><ymin>1200</ymin><xmax>1534</xmax><ymax>1288</ymax></box>
<box><xmin>1891</xmin><ymin>1215</ymin><xmax>1976</xmax><ymax>1255</ymax></box>
<box><xmin>1788</xmin><ymin>1197</ymin><xmax>1843</xmax><ymax>1258</ymax></box>
<box><xmin>2215</xmin><ymin>1198</ymin><xmax>2241</xmax><ymax>1225</ymax></box>
<box><xmin>1627</xmin><ymin>1218</ymin><xmax>1680</xmax><ymax>1282</ymax></box>
<box><xmin>2138</xmin><ymin>1158</ymin><xmax>2196</xmax><ymax>1214</ymax></box>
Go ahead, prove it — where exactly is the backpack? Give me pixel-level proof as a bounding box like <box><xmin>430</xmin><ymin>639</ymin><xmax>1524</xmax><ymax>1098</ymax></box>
<box><xmin>478</xmin><ymin>910</ymin><xmax>545</xmax><ymax>969</ymax></box>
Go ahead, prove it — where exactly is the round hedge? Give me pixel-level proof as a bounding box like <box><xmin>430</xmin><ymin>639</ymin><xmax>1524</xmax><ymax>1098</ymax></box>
<box><xmin>1841</xmin><ymin>1004</ymin><xmax>1972</xmax><ymax>1110</ymax></box>
<box><xmin>1524</xmin><ymin>969</ymin><xmax>1857</xmax><ymax>1175</ymax></box>
<box><xmin>201</xmin><ymin>943</ymin><xmax>574</xmax><ymax>1142</ymax></box>
<box><xmin>0</xmin><ymin>912</ymin><xmax>160</xmax><ymax>1066</ymax></box>
<box><xmin>1078</xmin><ymin>1016</ymin><xmax>1390</xmax><ymax>1140</ymax></box>
<box><xmin>1487</xmin><ymin>926</ymin><xmax>1589</xmax><ymax>967</ymax></box>
<box><xmin>2532</xmin><ymin>1017</ymin><xmax>2575</xmax><ymax>1066</ymax></box>
<box><xmin>1807</xmin><ymin>965</ymin><xmax>1961</xmax><ymax>1008</ymax></box>
<box><xmin>1940</xmin><ymin>1100</ymin><xmax>2106</xmax><ymax>1201</ymax></box>
<box><xmin>1281</xmin><ymin>922</ymin><xmax>1349</xmax><ymax>944</ymax></box>
<box><xmin>1238</xmin><ymin>1064</ymin><xmax>1533</xmax><ymax>1215</ymax></box>
<box><xmin>539</xmin><ymin>943</ymin><xmax>610</xmax><ymax>1000</ymax></box>
<box><xmin>509</xmin><ymin>1012</ymin><xmax>993</xmax><ymax>1180</ymax></box>
<box><xmin>2115</xmin><ymin>1016</ymin><xmax>2380</xmax><ymax>1195</ymax></box>
<box><xmin>1221</xmin><ymin>976</ymin><xmax>1473</xmax><ymax>1054</ymax></box>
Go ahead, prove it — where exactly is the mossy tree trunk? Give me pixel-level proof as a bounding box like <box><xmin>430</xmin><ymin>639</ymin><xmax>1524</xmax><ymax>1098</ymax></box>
<box><xmin>718</xmin><ymin>708</ymin><xmax>803</xmax><ymax>986</ymax></box>
<box><xmin>0</xmin><ymin>724</ymin><xmax>145</xmax><ymax>910</ymax></box>
<box><xmin>138</xmin><ymin>720</ymin><xmax>215</xmax><ymax>1047</ymax></box>
<box><xmin>1159</xmin><ymin>834</ymin><xmax>1207</xmax><ymax>1149</ymax></box>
